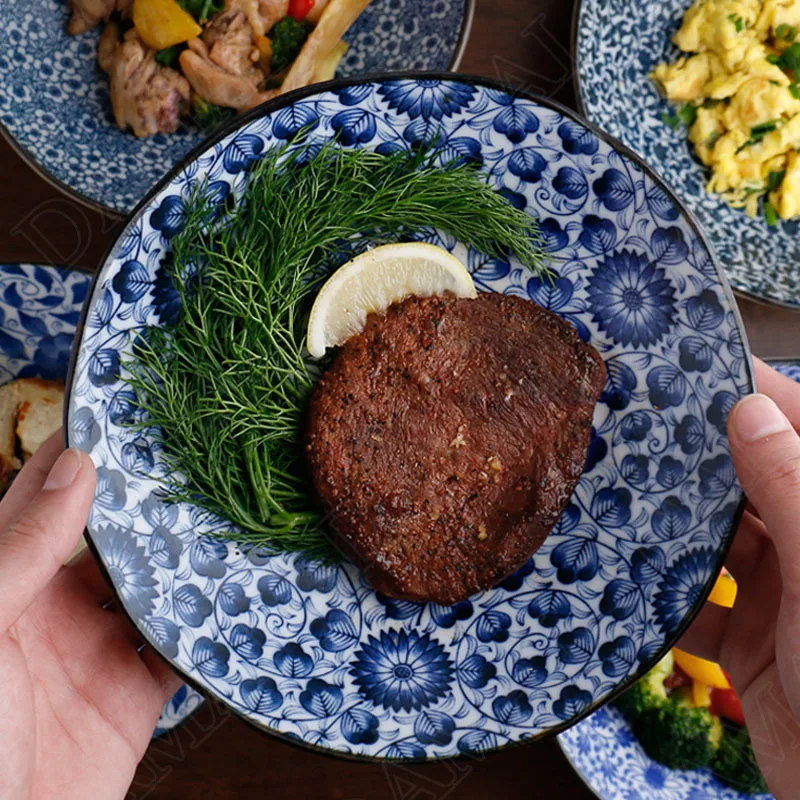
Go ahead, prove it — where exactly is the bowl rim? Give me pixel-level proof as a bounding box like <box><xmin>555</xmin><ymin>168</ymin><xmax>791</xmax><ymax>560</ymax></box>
<box><xmin>64</xmin><ymin>69</ymin><xmax>755</xmax><ymax>763</ymax></box>
<box><xmin>0</xmin><ymin>0</ymin><xmax>476</xmax><ymax>221</ymax></box>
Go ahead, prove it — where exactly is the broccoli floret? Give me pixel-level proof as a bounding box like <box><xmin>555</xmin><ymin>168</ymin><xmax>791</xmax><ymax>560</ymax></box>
<box><xmin>268</xmin><ymin>17</ymin><xmax>311</xmax><ymax>74</ymax></box>
<box><xmin>190</xmin><ymin>95</ymin><xmax>236</xmax><ymax>131</ymax></box>
<box><xmin>712</xmin><ymin>722</ymin><xmax>769</xmax><ymax>794</ymax></box>
<box><xmin>615</xmin><ymin>651</ymin><xmax>673</xmax><ymax>718</ymax></box>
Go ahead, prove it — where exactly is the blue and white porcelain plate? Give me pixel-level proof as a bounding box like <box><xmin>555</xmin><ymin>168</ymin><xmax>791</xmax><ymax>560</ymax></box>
<box><xmin>573</xmin><ymin>0</ymin><xmax>800</xmax><ymax>308</ymax></box>
<box><xmin>0</xmin><ymin>0</ymin><xmax>472</xmax><ymax>217</ymax></box>
<box><xmin>66</xmin><ymin>75</ymin><xmax>754</xmax><ymax>760</ymax></box>
<box><xmin>0</xmin><ymin>261</ymin><xmax>202</xmax><ymax>739</ymax></box>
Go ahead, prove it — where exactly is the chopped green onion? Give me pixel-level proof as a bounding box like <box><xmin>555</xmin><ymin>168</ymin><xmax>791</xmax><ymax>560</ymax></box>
<box><xmin>768</xmin><ymin>169</ymin><xmax>786</xmax><ymax>191</ymax></box>
<box><xmin>751</xmin><ymin>120</ymin><xmax>778</xmax><ymax>139</ymax></box>
<box><xmin>660</xmin><ymin>112</ymin><xmax>681</xmax><ymax>129</ymax></box>
<box><xmin>768</xmin><ymin>53</ymin><xmax>782</xmax><ymax>64</ymax></box>
<box><xmin>728</xmin><ymin>13</ymin><xmax>745</xmax><ymax>32</ymax></box>
<box><xmin>791</xmin><ymin>83</ymin><xmax>800</xmax><ymax>99</ymax></box>
<box><xmin>781</xmin><ymin>42</ymin><xmax>800</xmax><ymax>70</ymax></box>
<box><xmin>677</xmin><ymin>104</ymin><xmax>698</xmax><ymax>125</ymax></box>
<box><xmin>777</xmin><ymin>23</ymin><xmax>791</xmax><ymax>39</ymax></box>
<box><xmin>764</xmin><ymin>200</ymin><xmax>779</xmax><ymax>226</ymax></box>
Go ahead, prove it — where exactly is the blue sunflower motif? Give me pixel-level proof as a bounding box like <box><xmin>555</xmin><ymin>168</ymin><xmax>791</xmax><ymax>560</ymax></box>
<box><xmin>653</xmin><ymin>547</ymin><xmax>717</xmax><ymax>635</ymax></box>
<box><xmin>587</xmin><ymin>250</ymin><xmax>676</xmax><ymax>348</ymax></box>
<box><xmin>350</xmin><ymin>628</ymin><xmax>453</xmax><ymax>712</ymax></box>
<box><xmin>378</xmin><ymin>79</ymin><xmax>475</xmax><ymax>121</ymax></box>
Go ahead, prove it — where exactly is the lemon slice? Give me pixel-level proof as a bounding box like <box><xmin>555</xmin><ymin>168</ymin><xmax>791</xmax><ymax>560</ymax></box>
<box><xmin>306</xmin><ymin>242</ymin><xmax>477</xmax><ymax>358</ymax></box>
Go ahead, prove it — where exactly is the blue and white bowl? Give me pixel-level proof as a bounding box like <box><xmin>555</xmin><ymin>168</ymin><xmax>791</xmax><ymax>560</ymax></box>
<box><xmin>0</xmin><ymin>261</ymin><xmax>202</xmax><ymax>739</ymax></box>
<box><xmin>573</xmin><ymin>0</ymin><xmax>800</xmax><ymax>308</ymax></box>
<box><xmin>0</xmin><ymin>0</ymin><xmax>473</xmax><ymax>216</ymax></box>
<box><xmin>66</xmin><ymin>75</ymin><xmax>754</xmax><ymax>760</ymax></box>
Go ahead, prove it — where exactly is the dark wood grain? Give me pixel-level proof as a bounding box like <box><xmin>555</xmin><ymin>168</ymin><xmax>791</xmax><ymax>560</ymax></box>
<box><xmin>0</xmin><ymin>0</ymin><xmax>796</xmax><ymax>796</ymax></box>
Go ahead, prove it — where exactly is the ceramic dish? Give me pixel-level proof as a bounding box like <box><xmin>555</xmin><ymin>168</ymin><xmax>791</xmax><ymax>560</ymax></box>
<box><xmin>0</xmin><ymin>261</ymin><xmax>202</xmax><ymax>738</ymax></box>
<box><xmin>572</xmin><ymin>0</ymin><xmax>800</xmax><ymax>308</ymax></box>
<box><xmin>66</xmin><ymin>73</ymin><xmax>754</xmax><ymax>760</ymax></box>
<box><xmin>0</xmin><ymin>0</ymin><xmax>473</xmax><ymax>217</ymax></box>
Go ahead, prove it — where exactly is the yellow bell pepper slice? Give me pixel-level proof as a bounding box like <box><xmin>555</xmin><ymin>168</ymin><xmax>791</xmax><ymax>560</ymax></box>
<box><xmin>133</xmin><ymin>0</ymin><xmax>202</xmax><ymax>51</ymax></box>
<box><xmin>707</xmin><ymin>570</ymin><xmax>737</xmax><ymax>608</ymax></box>
<box><xmin>692</xmin><ymin>680</ymin><xmax>712</xmax><ymax>708</ymax></box>
<box><xmin>673</xmin><ymin>648</ymin><xmax>731</xmax><ymax>690</ymax></box>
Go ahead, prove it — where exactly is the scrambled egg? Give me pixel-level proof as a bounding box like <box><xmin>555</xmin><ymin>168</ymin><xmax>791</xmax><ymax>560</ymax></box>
<box><xmin>652</xmin><ymin>0</ymin><xmax>800</xmax><ymax>220</ymax></box>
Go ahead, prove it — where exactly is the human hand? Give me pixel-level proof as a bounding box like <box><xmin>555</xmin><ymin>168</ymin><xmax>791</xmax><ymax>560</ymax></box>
<box><xmin>681</xmin><ymin>358</ymin><xmax>800</xmax><ymax>797</ymax></box>
<box><xmin>0</xmin><ymin>434</ymin><xmax>181</xmax><ymax>800</ymax></box>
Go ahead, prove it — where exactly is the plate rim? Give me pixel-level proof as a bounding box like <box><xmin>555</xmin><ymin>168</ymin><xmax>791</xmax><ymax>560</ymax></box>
<box><xmin>64</xmin><ymin>70</ymin><xmax>756</xmax><ymax>762</ymax></box>
<box><xmin>0</xmin><ymin>0</ymin><xmax>476</xmax><ymax>221</ymax></box>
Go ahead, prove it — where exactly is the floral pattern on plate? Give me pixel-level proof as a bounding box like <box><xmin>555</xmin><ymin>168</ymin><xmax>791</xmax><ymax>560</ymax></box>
<box><xmin>67</xmin><ymin>77</ymin><xmax>753</xmax><ymax>759</ymax></box>
<box><xmin>574</xmin><ymin>0</ymin><xmax>800</xmax><ymax>307</ymax></box>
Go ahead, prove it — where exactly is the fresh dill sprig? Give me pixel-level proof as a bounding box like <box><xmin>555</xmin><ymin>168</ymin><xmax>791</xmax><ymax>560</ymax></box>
<box><xmin>125</xmin><ymin>139</ymin><xmax>546</xmax><ymax>559</ymax></box>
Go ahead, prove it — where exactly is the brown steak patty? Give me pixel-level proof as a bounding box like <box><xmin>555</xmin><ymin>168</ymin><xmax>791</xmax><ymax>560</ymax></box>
<box><xmin>305</xmin><ymin>292</ymin><xmax>607</xmax><ymax>605</ymax></box>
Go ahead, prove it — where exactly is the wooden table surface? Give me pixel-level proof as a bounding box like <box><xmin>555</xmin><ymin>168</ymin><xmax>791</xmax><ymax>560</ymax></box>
<box><xmin>1</xmin><ymin>0</ymin><xmax>797</xmax><ymax>797</ymax></box>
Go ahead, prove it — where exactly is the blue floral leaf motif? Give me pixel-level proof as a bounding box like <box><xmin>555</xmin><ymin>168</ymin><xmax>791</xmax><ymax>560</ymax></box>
<box><xmin>686</xmin><ymin>289</ymin><xmax>725</xmax><ymax>331</ymax></box>
<box><xmin>295</xmin><ymin>556</ymin><xmax>337</xmax><ymax>592</ymax></box>
<box><xmin>437</xmin><ymin>136</ymin><xmax>483</xmax><ymax>167</ymax></box>
<box><xmin>219</xmin><ymin>582</ymin><xmax>250</xmax><ymax>615</ymax></box>
<box><xmin>121</xmin><ymin>436</ymin><xmax>154</xmax><ymax>474</ymax></box>
<box><xmin>599</xmin><ymin>636</ymin><xmax>637</xmax><ymax>678</ymax></box>
<box><xmin>558</xmin><ymin>627</ymin><xmax>596</xmax><ymax>665</ymax></box>
<box><xmin>413</xmin><ymin>709</ymin><xmax>455</xmax><ymax>746</ymax></box>
<box><xmin>588</xmin><ymin>251</ymin><xmax>676</xmax><ymax>348</ymax></box>
<box><xmin>646</xmin><ymin>365</ymin><xmax>687</xmax><ymax>410</ymax></box>
<box><xmin>593</xmin><ymin>168</ymin><xmax>635</xmax><ymax>211</ymax></box>
<box><xmin>385</xmin><ymin>742</ymin><xmax>426</xmax><ymax>759</ymax></box>
<box><xmin>601</xmin><ymin>359</ymin><xmax>637</xmax><ymax>411</ymax></box>
<box><xmin>631</xmin><ymin>546</ymin><xmax>666</xmax><ymax>584</ymax></box>
<box><xmin>378</xmin><ymin>80</ymin><xmax>476</xmax><ymax>120</ymax></box>
<box><xmin>142</xmin><ymin>492</ymin><xmax>178</xmax><ymax>528</ymax></box>
<box><xmin>3</xmin><ymin>283</ymin><xmax>22</xmax><ymax>308</ymax></box>
<box><xmin>553</xmin><ymin>685</ymin><xmax>593</xmax><ymax>720</ymax></box>
<box><xmin>429</xmin><ymin>600</ymin><xmax>473</xmax><ymax>629</ymax></box>
<box><xmin>230</xmin><ymin>623</ymin><xmax>266</xmax><ymax>660</ymax></box>
<box><xmin>707</xmin><ymin>390</ymin><xmax>738</xmax><ymax>435</ymax></box>
<box><xmin>88</xmin><ymin>287</ymin><xmax>114</xmax><ymax>330</ymax></box>
<box><xmin>310</xmin><ymin>608</ymin><xmax>359</xmax><ymax>652</ymax></box>
<box><xmin>192</xmin><ymin>637</ymin><xmax>229</xmax><ymax>678</ymax></box>
<box><xmin>508</xmin><ymin>147</ymin><xmax>547</xmax><ymax>182</ymax></box>
<box><xmin>222</xmin><ymin>133</ymin><xmax>264</xmax><ymax>173</ymax></box>
<box><xmin>527</xmin><ymin>590</ymin><xmax>571</xmax><ymax>627</ymax></box>
<box><xmin>274</xmin><ymin>642</ymin><xmax>314</xmax><ymax>677</ymax></box>
<box><xmin>550</xmin><ymin>538</ymin><xmax>599</xmax><ymax>584</ymax></box>
<box><xmin>656</xmin><ymin>455</ymin><xmax>686</xmax><ymax>488</ymax></box>
<box><xmin>621</xmin><ymin>410</ymin><xmax>652</xmax><ymax>442</ymax></box>
<box><xmin>645</xmin><ymin>184</ymin><xmax>679</xmax><ymax>221</ymax></box>
<box><xmin>554</xmin><ymin>504</ymin><xmax>580</xmax><ymax>536</ymax></box>
<box><xmin>88</xmin><ymin>348</ymin><xmax>120</xmax><ymax>387</ymax></box>
<box><xmin>698</xmin><ymin>454</ymin><xmax>736</xmax><ymax>498</ymax></box>
<box><xmin>675</xmin><ymin>414</ymin><xmax>704</xmax><ymax>455</ymax></box>
<box><xmin>144</xmin><ymin>617</ymin><xmax>180</xmax><ymax>659</ymax></box>
<box><xmin>493</xmin><ymin>102</ymin><xmax>539</xmax><ymax>143</ymax></box>
<box><xmin>526</xmin><ymin>275</ymin><xmax>573</xmax><ymax>310</ymax></box>
<box><xmin>457</xmin><ymin>730</ymin><xmax>500</xmax><ymax>754</ymax></box>
<box><xmin>472</xmin><ymin>257</ymin><xmax>510</xmax><ymax>282</ymax></box>
<box><xmin>376</xmin><ymin>592</ymin><xmax>422</xmax><ymax>619</ymax></box>
<box><xmin>557</xmin><ymin>120</ymin><xmax>598</xmax><ymax>155</ymax></box>
<box><xmin>272</xmin><ymin>104</ymin><xmax>319</xmax><ymax>140</ymax></box>
<box><xmin>152</xmin><ymin>256</ymin><xmax>182</xmax><ymax>326</ymax></box>
<box><xmin>458</xmin><ymin>653</ymin><xmax>496</xmax><ymax>689</ymax></box>
<box><xmin>95</xmin><ymin>466</ymin><xmax>126</xmax><ymax>510</ymax></box>
<box><xmin>148</xmin><ymin>526</ymin><xmax>182</xmax><ymax>569</ymax></box>
<box><xmin>498</xmin><ymin>187</ymin><xmax>526</xmax><ymax>210</ymax></box>
<box><xmin>331</xmin><ymin>108</ymin><xmax>377</xmax><ymax>145</ymax></box>
<box><xmin>654</xmin><ymin>547</ymin><xmax>717</xmax><ymax>635</ymax></box>
<box><xmin>402</xmin><ymin>118</ymin><xmax>441</xmax><ymax>146</ymax></box>
<box><xmin>650</xmin><ymin>227</ymin><xmax>688</xmax><ymax>265</ymax></box>
<box><xmin>112</xmin><ymin>260</ymin><xmax>150</xmax><ymax>303</ymax></box>
<box><xmin>340</xmin><ymin>709</ymin><xmax>379</xmax><ymax>745</ymax></box>
<box><xmin>652</xmin><ymin>496</ymin><xmax>692</xmax><ymax>541</ymax></box>
<box><xmin>33</xmin><ymin>266</ymin><xmax>54</xmax><ymax>292</ymax></box>
<box><xmin>174</xmin><ymin>583</ymin><xmax>212</xmax><ymax>627</ymax></box>
<box><xmin>375</xmin><ymin>140</ymin><xmax>406</xmax><ymax>156</ymax></box>
<box><xmin>336</xmin><ymin>83</ymin><xmax>373</xmax><ymax>105</ymax></box>
<box><xmin>299</xmin><ymin>679</ymin><xmax>343</xmax><ymax>717</ymax></box>
<box><xmin>150</xmin><ymin>195</ymin><xmax>185</xmax><ymax>239</ymax></box>
<box><xmin>601</xmin><ymin>579</ymin><xmax>640</xmax><ymax>620</ymax></box>
<box><xmin>578</xmin><ymin>214</ymin><xmax>616</xmax><ymax>254</ymax></box>
<box><xmin>591</xmin><ymin>487</ymin><xmax>632</xmax><ymax>527</ymax></box>
<box><xmin>585</xmin><ymin>427</ymin><xmax>607</xmax><ymax>472</ymax></box>
<box><xmin>204</xmin><ymin>180</ymin><xmax>230</xmax><ymax>213</ymax></box>
<box><xmin>552</xmin><ymin>166</ymin><xmax>588</xmax><ymax>200</ymax></box>
<box><xmin>539</xmin><ymin>217</ymin><xmax>568</xmax><ymax>252</ymax></box>
<box><xmin>492</xmin><ymin>690</ymin><xmax>532</xmax><ymax>724</ymax></box>
<box><xmin>189</xmin><ymin>537</ymin><xmax>227</xmax><ymax>579</ymax></box>
<box><xmin>475</xmin><ymin>610</ymin><xmax>511</xmax><ymax>643</ymax></box>
<box><xmin>71</xmin><ymin>406</ymin><xmax>100</xmax><ymax>451</ymax></box>
<box><xmin>621</xmin><ymin>453</ymin><xmax>649</xmax><ymax>485</ymax></box>
<box><xmin>679</xmin><ymin>335</ymin><xmax>714</xmax><ymax>374</ymax></box>
<box><xmin>240</xmin><ymin>676</ymin><xmax>282</xmax><ymax>713</ymax></box>
<box><xmin>256</xmin><ymin>571</ymin><xmax>292</xmax><ymax>606</ymax></box>
<box><xmin>511</xmin><ymin>656</ymin><xmax>547</xmax><ymax>688</ymax></box>
<box><xmin>497</xmin><ymin>556</ymin><xmax>535</xmax><ymax>591</ymax></box>
<box><xmin>710</xmin><ymin>502</ymin><xmax>737</xmax><ymax>540</ymax></box>
<box><xmin>17</xmin><ymin>310</ymin><xmax>49</xmax><ymax>337</ymax></box>
<box><xmin>109</xmin><ymin>389</ymin><xmax>138</xmax><ymax>426</ymax></box>
<box><xmin>638</xmin><ymin>640</ymin><xmax>662</xmax><ymax>664</ymax></box>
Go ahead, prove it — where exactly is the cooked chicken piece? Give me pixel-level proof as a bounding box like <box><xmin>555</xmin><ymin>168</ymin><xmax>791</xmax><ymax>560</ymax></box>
<box><xmin>15</xmin><ymin>379</ymin><xmax>64</xmax><ymax>461</ymax></box>
<box><xmin>204</xmin><ymin>8</ymin><xmax>261</xmax><ymax>77</ymax></box>
<box><xmin>0</xmin><ymin>384</ymin><xmax>21</xmax><ymax>491</ymax></box>
<box><xmin>103</xmin><ymin>29</ymin><xmax>191</xmax><ymax>137</ymax></box>
<box><xmin>256</xmin><ymin>0</ymin><xmax>290</xmax><ymax>32</ymax></box>
<box><xmin>67</xmin><ymin>0</ymin><xmax>131</xmax><ymax>36</ymax></box>
<box><xmin>98</xmin><ymin>19</ymin><xmax>121</xmax><ymax>72</ymax></box>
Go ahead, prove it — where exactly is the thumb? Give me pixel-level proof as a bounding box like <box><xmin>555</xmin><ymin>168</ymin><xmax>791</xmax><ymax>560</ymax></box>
<box><xmin>727</xmin><ymin>393</ymin><xmax>800</xmax><ymax>589</ymax></box>
<box><xmin>0</xmin><ymin>448</ymin><xmax>96</xmax><ymax>634</ymax></box>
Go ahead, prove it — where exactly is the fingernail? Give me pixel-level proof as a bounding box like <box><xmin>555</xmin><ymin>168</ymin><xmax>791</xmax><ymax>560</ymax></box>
<box><xmin>43</xmin><ymin>449</ymin><xmax>83</xmax><ymax>491</ymax></box>
<box><xmin>731</xmin><ymin>393</ymin><xmax>791</xmax><ymax>443</ymax></box>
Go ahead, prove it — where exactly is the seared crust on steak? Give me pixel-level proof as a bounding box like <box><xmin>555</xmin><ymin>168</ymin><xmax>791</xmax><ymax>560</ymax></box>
<box><xmin>305</xmin><ymin>293</ymin><xmax>607</xmax><ymax>605</ymax></box>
